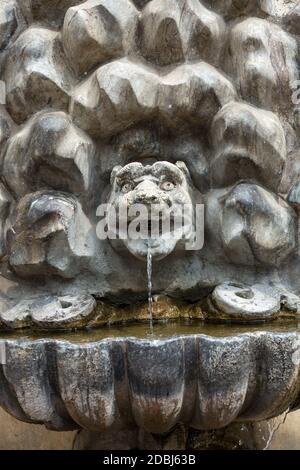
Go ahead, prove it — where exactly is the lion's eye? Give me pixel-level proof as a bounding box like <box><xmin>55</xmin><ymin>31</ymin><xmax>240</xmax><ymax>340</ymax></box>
<box><xmin>161</xmin><ymin>181</ymin><xmax>175</xmax><ymax>191</ymax></box>
<box><xmin>121</xmin><ymin>183</ymin><xmax>133</xmax><ymax>193</ymax></box>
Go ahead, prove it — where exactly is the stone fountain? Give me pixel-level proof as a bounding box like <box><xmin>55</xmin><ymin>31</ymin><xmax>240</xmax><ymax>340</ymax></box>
<box><xmin>1</xmin><ymin>0</ymin><xmax>300</xmax><ymax>450</ymax></box>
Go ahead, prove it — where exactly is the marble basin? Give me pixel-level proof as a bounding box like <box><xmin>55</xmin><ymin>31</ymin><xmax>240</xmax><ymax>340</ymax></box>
<box><xmin>0</xmin><ymin>321</ymin><xmax>299</xmax><ymax>435</ymax></box>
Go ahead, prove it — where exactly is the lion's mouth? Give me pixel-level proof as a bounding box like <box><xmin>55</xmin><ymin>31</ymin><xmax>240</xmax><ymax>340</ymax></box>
<box><xmin>125</xmin><ymin>215</ymin><xmax>176</xmax><ymax>239</ymax></box>
<box><xmin>113</xmin><ymin>201</ymin><xmax>194</xmax><ymax>261</ymax></box>
<box><xmin>147</xmin><ymin>216</ymin><xmax>176</xmax><ymax>237</ymax></box>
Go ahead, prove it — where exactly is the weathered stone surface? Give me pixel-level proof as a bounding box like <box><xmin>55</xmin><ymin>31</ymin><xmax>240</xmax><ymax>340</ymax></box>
<box><xmin>0</xmin><ymin>298</ymin><xmax>33</xmax><ymax>329</ymax></box>
<box><xmin>212</xmin><ymin>282</ymin><xmax>280</xmax><ymax>319</ymax></box>
<box><xmin>0</xmin><ymin>106</ymin><xmax>14</xmax><ymax>149</ymax></box>
<box><xmin>281</xmin><ymin>291</ymin><xmax>300</xmax><ymax>313</ymax></box>
<box><xmin>30</xmin><ymin>0</ymin><xmax>86</xmax><ymax>27</ymax></box>
<box><xmin>107</xmin><ymin>161</ymin><xmax>197</xmax><ymax>260</ymax></box>
<box><xmin>2</xmin><ymin>0</ymin><xmax>300</xmax><ymax>450</ymax></box>
<box><xmin>0</xmin><ymin>0</ymin><xmax>18</xmax><ymax>51</ymax></box>
<box><xmin>206</xmin><ymin>183</ymin><xmax>297</xmax><ymax>266</ymax></box>
<box><xmin>294</xmin><ymin>103</ymin><xmax>300</xmax><ymax>134</ymax></box>
<box><xmin>280</xmin><ymin>150</ymin><xmax>300</xmax><ymax>197</ymax></box>
<box><xmin>132</xmin><ymin>0</ymin><xmax>151</xmax><ymax>8</ymax></box>
<box><xmin>0</xmin><ymin>328</ymin><xmax>300</xmax><ymax>432</ymax></box>
<box><xmin>2</xmin><ymin>111</ymin><xmax>95</xmax><ymax>200</ymax></box>
<box><xmin>139</xmin><ymin>0</ymin><xmax>225</xmax><ymax>67</ymax></box>
<box><xmin>202</xmin><ymin>0</ymin><xmax>256</xmax><ymax>18</ymax></box>
<box><xmin>287</xmin><ymin>180</ymin><xmax>300</xmax><ymax>207</ymax></box>
<box><xmin>105</xmin><ymin>127</ymin><xmax>209</xmax><ymax>192</ymax></box>
<box><xmin>72</xmin><ymin>59</ymin><xmax>236</xmax><ymax>137</ymax></box>
<box><xmin>8</xmin><ymin>191</ymin><xmax>94</xmax><ymax>279</ymax></box>
<box><xmin>4</xmin><ymin>27</ymin><xmax>75</xmax><ymax>123</ymax></box>
<box><xmin>283</xmin><ymin>3</ymin><xmax>300</xmax><ymax>34</ymax></box>
<box><xmin>0</xmin><ymin>294</ymin><xmax>96</xmax><ymax>329</ymax></box>
<box><xmin>92</xmin><ymin>295</ymin><xmax>203</xmax><ymax>327</ymax></box>
<box><xmin>72</xmin><ymin>59</ymin><xmax>158</xmax><ymax>137</ymax></box>
<box><xmin>0</xmin><ymin>0</ymin><xmax>298</xmax><ymax>313</ymax></box>
<box><xmin>259</xmin><ymin>0</ymin><xmax>299</xmax><ymax>17</ymax></box>
<box><xmin>210</xmin><ymin>102</ymin><xmax>286</xmax><ymax>191</ymax></box>
<box><xmin>31</xmin><ymin>294</ymin><xmax>96</xmax><ymax>328</ymax></box>
<box><xmin>228</xmin><ymin>18</ymin><xmax>298</xmax><ymax>111</ymax></box>
<box><xmin>158</xmin><ymin>62</ymin><xmax>236</xmax><ymax>130</ymax></box>
<box><xmin>0</xmin><ymin>183</ymin><xmax>12</xmax><ymax>259</ymax></box>
<box><xmin>2</xmin><ymin>291</ymin><xmax>300</xmax><ymax>330</ymax></box>
<box><xmin>63</xmin><ymin>0</ymin><xmax>139</xmax><ymax>76</ymax></box>
<box><xmin>285</xmin><ymin>152</ymin><xmax>300</xmax><ymax>207</ymax></box>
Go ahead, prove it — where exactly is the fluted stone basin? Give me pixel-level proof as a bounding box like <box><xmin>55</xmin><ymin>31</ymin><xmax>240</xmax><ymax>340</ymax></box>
<box><xmin>1</xmin><ymin>321</ymin><xmax>299</xmax><ymax>435</ymax></box>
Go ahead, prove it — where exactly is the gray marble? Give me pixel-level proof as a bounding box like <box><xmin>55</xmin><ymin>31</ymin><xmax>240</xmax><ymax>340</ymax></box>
<box><xmin>0</xmin><ymin>0</ymin><xmax>300</xmax><ymax>448</ymax></box>
<box><xmin>0</xmin><ymin>327</ymin><xmax>299</xmax><ymax>433</ymax></box>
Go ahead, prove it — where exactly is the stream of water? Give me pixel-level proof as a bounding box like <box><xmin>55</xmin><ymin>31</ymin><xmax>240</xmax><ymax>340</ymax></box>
<box><xmin>147</xmin><ymin>247</ymin><xmax>153</xmax><ymax>334</ymax></box>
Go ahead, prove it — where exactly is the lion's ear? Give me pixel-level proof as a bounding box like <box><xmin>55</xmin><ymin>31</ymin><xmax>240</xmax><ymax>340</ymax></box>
<box><xmin>110</xmin><ymin>166</ymin><xmax>122</xmax><ymax>185</ymax></box>
<box><xmin>175</xmin><ymin>161</ymin><xmax>192</xmax><ymax>180</ymax></box>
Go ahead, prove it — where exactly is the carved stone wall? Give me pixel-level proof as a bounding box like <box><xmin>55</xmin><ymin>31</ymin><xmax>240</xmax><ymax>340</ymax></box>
<box><xmin>1</xmin><ymin>0</ymin><xmax>300</xmax><ymax>326</ymax></box>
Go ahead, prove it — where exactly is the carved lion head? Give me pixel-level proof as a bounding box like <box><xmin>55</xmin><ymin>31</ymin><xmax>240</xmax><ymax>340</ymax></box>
<box><xmin>106</xmin><ymin>161</ymin><xmax>197</xmax><ymax>260</ymax></box>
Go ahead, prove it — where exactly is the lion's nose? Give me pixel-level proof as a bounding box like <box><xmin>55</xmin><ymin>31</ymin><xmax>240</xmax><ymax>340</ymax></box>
<box><xmin>135</xmin><ymin>192</ymin><xmax>160</xmax><ymax>205</ymax></box>
<box><xmin>132</xmin><ymin>180</ymin><xmax>172</xmax><ymax>207</ymax></box>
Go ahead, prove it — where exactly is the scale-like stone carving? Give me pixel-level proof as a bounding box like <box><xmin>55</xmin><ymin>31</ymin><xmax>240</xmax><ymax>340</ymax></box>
<box><xmin>228</xmin><ymin>17</ymin><xmax>299</xmax><ymax>111</ymax></box>
<box><xmin>206</xmin><ymin>183</ymin><xmax>296</xmax><ymax>266</ymax></box>
<box><xmin>0</xmin><ymin>0</ymin><xmax>299</xmax><ymax>322</ymax></box>
<box><xmin>72</xmin><ymin>59</ymin><xmax>236</xmax><ymax>137</ymax></box>
<box><xmin>63</xmin><ymin>0</ymin><xmax>139</xmax><ymax>76</ymax></box>
<box><xmin>211</xmin><ymin>103</ymin><xmax>286</xmax><ymax>191</ymax></box>
<box><xmin>139</xmin><ymin>0</ymin><xmax>226</xmax><ymax>66</ymax></box>
<box><xmin>2</xmin><ymin>111</ymin><xmax>95</xmax><ymax>200</ymax></box>
<box><xmin>4</xmin><ymin>27</ymin><xmax>75</xmax><ymax>123</ymax></box>
<box><xmin>8</xmin><ymin>191</ymin><xmax>94</xmax><ymax>278</ymax></box>
<box><xmin>0</xmin><ymin>0</ymin><xmax>18</xmax><ymax>51</ymax></box>
<box><xmin>202</xmin><ymin>0</ymin><xmax>256</xmax><ymax>18</ymax></box>
<box><xmin>30</xmin><ymin>0</ymin><xmax>86</xmax><ymax>26</ymax></box>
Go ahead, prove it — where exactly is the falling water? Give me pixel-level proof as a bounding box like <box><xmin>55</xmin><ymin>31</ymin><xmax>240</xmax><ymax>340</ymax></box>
<box><xmin>147</xmin><ymin>247</ymin><xmax>154</xmax><ymax>334</ymax></box>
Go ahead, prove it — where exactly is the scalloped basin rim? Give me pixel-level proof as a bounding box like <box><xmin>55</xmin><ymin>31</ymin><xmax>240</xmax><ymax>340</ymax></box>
<box><xmin>1</xmin><ymin>319</ymin><xmax>300</xmax><ymax>434</ymax></box>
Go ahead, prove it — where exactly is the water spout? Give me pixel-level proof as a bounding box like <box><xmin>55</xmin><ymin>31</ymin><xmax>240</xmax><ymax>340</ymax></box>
<box><xmin>147</xmin><ymin>246</ymin><xmax>153</xmax><ymax>334</ymax></box>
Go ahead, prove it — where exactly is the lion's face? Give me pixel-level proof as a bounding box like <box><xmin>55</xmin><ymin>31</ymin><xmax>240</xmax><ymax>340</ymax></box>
<box><xmin>107</xmin><ymin>161</ymin><xmax>195</xmax><ymax>260</ymax></box>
